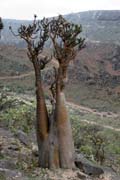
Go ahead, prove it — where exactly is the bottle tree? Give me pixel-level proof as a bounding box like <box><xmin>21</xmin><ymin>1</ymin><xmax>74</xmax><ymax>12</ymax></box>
<box><xmin>48</xmin><ymin>15</ymin><xmax>85</xmax><ymax>168</ymax></box>
<box><xmin>10</xmin><ymin>15</ymin><xmax>85</xmax><ymax>169</ymax></box>
<box><xmin>10</xmin><ymin>15</ymin><xmax>51</xmax><ymax>167</ymax></box>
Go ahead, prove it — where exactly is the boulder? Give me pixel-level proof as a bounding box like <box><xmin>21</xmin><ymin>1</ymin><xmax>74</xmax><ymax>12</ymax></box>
<box><xmin>75</xmin><ymin>153</ymin><xmax>104</xmax><ymax>176</ymax></box>
<box><xmin>16</xmin><ymin>130</ymin><xmax>30</xmax><ymax>146</ymax></box>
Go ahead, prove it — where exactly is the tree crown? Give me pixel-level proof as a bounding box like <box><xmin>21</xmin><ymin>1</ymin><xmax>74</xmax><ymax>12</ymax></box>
<box><xmin>49</xmin><ymin>15</ymin><xmax>85</xmax><ymax>63</ymax></box>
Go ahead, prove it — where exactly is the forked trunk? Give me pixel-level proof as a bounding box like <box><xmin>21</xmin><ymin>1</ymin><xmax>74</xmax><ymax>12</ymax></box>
<box><xmin>34</xmin><ymin>62</ymin><xmax>59</xmax><ymax>168</ymax></box>
<box><xmin>34</xmin><ymin>61</ymin><xmax>75</xmax><ymax>169</ymax></box>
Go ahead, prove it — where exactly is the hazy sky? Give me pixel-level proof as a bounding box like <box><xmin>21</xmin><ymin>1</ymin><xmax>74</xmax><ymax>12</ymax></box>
<box><xmin>0</xmin><ymin>0</ymin><xmax>120</xmax><ymax>20</ymax></box>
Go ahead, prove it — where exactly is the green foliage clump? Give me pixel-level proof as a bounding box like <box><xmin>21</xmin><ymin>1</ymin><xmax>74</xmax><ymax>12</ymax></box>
<box><xmin>0</xmin><ymin>94</ymin><xmax>35</xmax><ymax>133</ymax></box>
<box><xmin>80</xmin><ymin>145</ymin><xmax>93</xmax><ymax>158</ymax></box>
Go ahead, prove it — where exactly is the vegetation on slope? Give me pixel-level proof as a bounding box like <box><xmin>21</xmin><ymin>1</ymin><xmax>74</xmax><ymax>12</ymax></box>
<box><xmin>0</xmin><ymin>91</ymin><xmax>120</xmax><ymax>174</ymax></box>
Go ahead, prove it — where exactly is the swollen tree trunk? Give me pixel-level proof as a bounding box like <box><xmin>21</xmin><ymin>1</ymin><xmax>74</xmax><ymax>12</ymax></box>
<box><xmin>48</xmin><ymin>108</ymin><xmax>60</xmax><ymax>168</ymax></box>
<box><xmin>34</xmin><ymin>63</ymin><xmax>49</xmax><ymax>168</ymax></box>
<box><xmin>34</xmin><ymin>62</ymin><xmax>60</xmax><ymax>168</ymax></box>
<box><xmin>34</xmin><ymin>61</ymin><xmax>75</xmax><ymax>169</ymax></box>
<box><xmin>55</xmin><ymin>67</ymin><xmax>75</xmax><ymax>169</ymax></box>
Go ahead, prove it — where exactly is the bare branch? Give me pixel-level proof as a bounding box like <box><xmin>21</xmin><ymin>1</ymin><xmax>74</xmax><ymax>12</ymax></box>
<box><xmin>38</xmin><ymin>56</ymin><xmax>52</xmax><ymax>70</ymax></box>
<box><xmin>10</xmin><ymin>15</ymin><xmax>50</xmax><ymax>66</ymax></box>
<box><xmin>49</xmin><ymin>67</ymin><xmax>58</xmax><ymax>99</ymax></box>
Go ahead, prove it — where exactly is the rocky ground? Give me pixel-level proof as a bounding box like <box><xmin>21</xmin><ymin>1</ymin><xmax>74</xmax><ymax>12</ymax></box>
<box><xmin>0</xmin><ymin>127</ymin><xmax>119</xmax><ymax>180</ymax></box>
<box><xmin>0</xmin><ymin>92</ymin><xmax>120</xmax><ymax>180</ymax></box>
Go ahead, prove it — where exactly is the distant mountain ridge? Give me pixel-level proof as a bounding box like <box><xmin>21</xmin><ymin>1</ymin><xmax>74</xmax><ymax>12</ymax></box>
<box><xmin>67</xmin><ymin>10</ymin><xmax>120</xmax><ymax>21</ymax></box>
<box><xmin>1</xmin><ymin>10</ymin><xmax>120</xmax><ymax>46</ymax></box>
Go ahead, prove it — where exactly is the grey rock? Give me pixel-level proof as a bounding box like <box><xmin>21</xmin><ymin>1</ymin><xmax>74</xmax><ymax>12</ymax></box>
<box><xmin>16</xmin><ymin>130</ymin><xmax>30</xmax><ymax>146</ymax></box>
<box><xmin>75</xmin><ymin>153</ymin><xmax>104</xmax><ymax>176</ymax></box>
<box><xmin>0</xmin><ymin>160</ymin><xmax>16</xmax><ymax>170</ymax></box>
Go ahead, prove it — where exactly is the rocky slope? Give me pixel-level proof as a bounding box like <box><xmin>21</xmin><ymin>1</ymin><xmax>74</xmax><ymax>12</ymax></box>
<box><xmin>0</xmin><ymin>42</ymin><xmax>120</xmax><ymax>113</ymax></box>
<box><xmin>0</xmin><ymin>42</ymin><xmax>120</xmax><ymax>88</ymax></box>
<box><xmin>0</xmin><ymin>93</ymin><xmax>120</xmax><ymax>180</ymax></box>
<box><xmin>0</xmin><ymin>10</ymin><xmax>120</xmax><ymax>92</ymax></box>
<box><xmin>65</xmin><ymin>10</ymin><xmax>120</xmax><ymax>44</ymax></box>
<box><xmin>1</xmin><ymin>10</ymin><xmax>120</xmax><ymax>45</ymax></box>
<box><xmin>69</xmin><ymin>42</ymin><xmax>120</xmax><ymax>89</ymax></box>
<box><xmin>0</xmin><ymin>10</ymin><xmax>120</xmax><ymax>180</ymax></box>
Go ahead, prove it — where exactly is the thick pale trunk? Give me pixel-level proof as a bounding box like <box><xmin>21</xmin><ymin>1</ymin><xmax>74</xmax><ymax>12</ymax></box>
<box><xmin>34</xmin><ymin>61</ymin><xmax>75</xmax><ymax>169</ymax></box>
<box><xmin>56</xmin><ymin>92</ymin><xmax>75</xmax><ymax>168</ymax></box>
<box><xmin>34</xmin><ymin>61</ymin><xmax>49</xmax><ymax>167</ymax></box>
<box><xmin>55</xmin><ymin>68</ymin><xmax>75</xmax><ymax>169</ymax></box>
<box><xmin>36</xmin><ymin>81</ymin><xmax>49</xmax><ymax>167</ymax></box>
<box><xmin>48</xmin><ymin>112</ymin><xmax>60</xmax><ymax>168</ymax></box>
<box><xmin>34</xmin><ymin>62</ymin><xmax>59</xmax><ymax>168</ymax></box>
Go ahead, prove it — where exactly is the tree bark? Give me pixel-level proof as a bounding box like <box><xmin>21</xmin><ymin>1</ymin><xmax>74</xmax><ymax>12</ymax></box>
<box><xmin>55</xmin><ymin>67</ymin><xmax>75</xmax><ymax>169</ymax></box>
<box><xmin>48</xmin><ymin>110</ymin><xmax>60</xmax><ymax>168</ymax></box>
<box><xmin>34</xmin><ymin>61</ymin><xmax>75</xmax><ymax>169</ymax></box>
<box><xmin>34</xmin><ymin>61</ymin><xmax>60</xmax><ymax>168</ymax></box>
<box><xmin>34</xmin><ymin>62</ymin><xmax>49</xmax><ymax>168</ymax></box>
